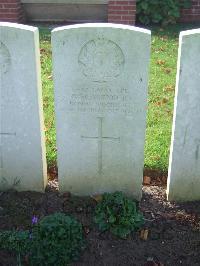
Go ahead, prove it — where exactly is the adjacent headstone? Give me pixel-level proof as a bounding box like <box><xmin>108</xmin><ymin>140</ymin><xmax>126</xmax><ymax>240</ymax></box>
<box><xmin>167</xmin><ymin>29</ymin><xmax>200</xmax><ymax>201</ymax></box>
<box><xmin>0</xmin><ymin>22</ymin><xmax>47</xmax><ymax>191</ymax></box>
<box><xmin>52</xmin><ymin>23</ymin><xmax>151</xmax><ymax>199</ymax></box>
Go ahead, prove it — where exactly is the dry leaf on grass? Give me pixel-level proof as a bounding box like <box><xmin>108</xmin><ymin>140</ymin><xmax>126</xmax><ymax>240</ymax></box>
<box><xmin>156</xmin><ymin>60</ymin><xmax>166</xmax><ymax>66</ymax></box>
<box><xmin>92</xmin><ymin>194</ymin><xmax>103</xmax><ymax>202</ymax></box>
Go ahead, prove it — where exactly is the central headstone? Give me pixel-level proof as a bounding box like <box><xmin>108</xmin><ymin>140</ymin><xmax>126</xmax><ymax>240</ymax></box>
<box><xmin>52</xmin><ymin>24</ymin><xmax>151</xmax><ymax>198</ymax></box>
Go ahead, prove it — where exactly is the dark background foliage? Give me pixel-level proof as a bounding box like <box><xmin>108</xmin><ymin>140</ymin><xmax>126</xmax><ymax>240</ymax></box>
<box><xmin>136</xmin><ymin>0</ymin><xmax>191</xmax><ymax>25</ymax></box>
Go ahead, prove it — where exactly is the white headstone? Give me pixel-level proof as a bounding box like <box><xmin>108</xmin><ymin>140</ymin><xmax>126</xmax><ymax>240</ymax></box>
<box><xmin>167</xmin><ymin>29</ymin><xmax>200</xmax><ymax>201</ymax></box>
<box><xmin>0</xmin><ymin>23</ymin><xmax>47</xmax><ymax>191</ymax></box>
<box><xmin>52</xmin><ymin>23</ymin><xmax>151</xmax><ymax>199</ymax></box>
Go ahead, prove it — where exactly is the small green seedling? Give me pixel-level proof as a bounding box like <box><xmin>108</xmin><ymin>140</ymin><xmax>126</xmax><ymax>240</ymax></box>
<box><xmin>94</xmin><ymin>191</ymin><xmax>144</xmax><ymax>239</ymax></box>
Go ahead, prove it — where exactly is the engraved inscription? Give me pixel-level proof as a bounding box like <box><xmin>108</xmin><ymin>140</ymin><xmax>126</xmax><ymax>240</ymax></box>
<box><xmin>67</xmin><ymin>85</ymin><xmax>144</xmax><ymax>115</ymax></box>
<box><xmin>0</xmin><ymin>42</ymin><xmax>11</xmax><ymax>74</ymax></box>
<box><xmin>78</xmin><ymin>38</ymin><xmax>125</xmax><ymax>82</ymax></box>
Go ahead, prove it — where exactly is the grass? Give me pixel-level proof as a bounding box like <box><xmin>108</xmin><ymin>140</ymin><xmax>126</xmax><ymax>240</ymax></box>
<box><xmin>39</xmin><ymin>23</ymin><xmax>200</xmax><ymax>172</ymax></box>
<box><xmin>144</xmin><ymin>26</ymin><xmax>178</xmax><ymax>171</ymax></box>
<box><xmin>40</xmin><ymin>29</ymin><xmax>56</xmax><ymax>166</ymax></box>
<box><xmin>145</xmin><ymin>23</ymin><xmax>200</xmax><ymax>171</ymax></box>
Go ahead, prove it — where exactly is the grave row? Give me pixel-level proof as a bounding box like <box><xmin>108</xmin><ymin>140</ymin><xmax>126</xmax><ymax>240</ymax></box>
<box><xmin>0</xmin><ymin>22</ymin><xmax>199</xmax><ymax>202</ymax></box>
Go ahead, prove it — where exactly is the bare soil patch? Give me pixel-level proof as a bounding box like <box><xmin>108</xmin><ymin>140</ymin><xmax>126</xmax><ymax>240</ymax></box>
<box><xmin>0</xmin><ymin>176</ymin><xmax>199</xmax><ymax>266</ymax></box>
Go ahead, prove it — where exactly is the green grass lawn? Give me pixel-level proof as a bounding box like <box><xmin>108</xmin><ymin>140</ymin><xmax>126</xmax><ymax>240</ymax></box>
<box><xmin>39</xmin><ymin>23</ymin><xmax>200</xmax><ymax>172</ymax></box>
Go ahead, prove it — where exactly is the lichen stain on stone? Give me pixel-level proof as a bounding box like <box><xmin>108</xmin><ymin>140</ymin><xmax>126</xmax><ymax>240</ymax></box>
<box><xmin>0</xmin><ymin>41</ymin><xmax>11</xmax><ymax>74</ymax></box>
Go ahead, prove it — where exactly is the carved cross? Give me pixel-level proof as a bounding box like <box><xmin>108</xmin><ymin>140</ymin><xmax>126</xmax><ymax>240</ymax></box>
<box><xmin>81</xmin><ymin>117</ymin><xmax>120</xmax><ymax>175</ymax></box>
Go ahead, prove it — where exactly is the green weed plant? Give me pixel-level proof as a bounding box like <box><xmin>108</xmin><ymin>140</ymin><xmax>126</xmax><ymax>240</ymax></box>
<box><xmin>94</xmin><ymin>192</ymin><xmax>144</xmax><ymax>239</ymax></box>
<box><xmin>137</xmin><ymin>0</ymin><xmax>191</xmax><ymax>25</ymax></box>
<box><xmin>0</xmin><ymin>213</ymin><xmax>85</xmax><ymax>265</ymax></box>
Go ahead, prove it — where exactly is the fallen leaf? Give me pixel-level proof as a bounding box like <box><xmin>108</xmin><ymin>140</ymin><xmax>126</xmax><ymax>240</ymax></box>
<box><xmin>155</xmin><ymin>101</ymin><xmax>162</xmax><ymax>107</ymax></box>
<box><xmin>45</xmin><ymin>136</ymin><xmax>50</xmax><ymax>143</ymax></box>
<box><xmin>152</xmin><ymin>156</ymin><xmax>161</xmax><ymax>161</ymax></box>
<box><xmin>156</xmin><ymin>60</ymin><xmax>166</xmax><ymax>66</ymax></box>
<box><xmin>92</xmin><ymin>194</ymin><xmax>103</xmax><ymax>202</ymax></box>
<box><xmin>162</xmin><ymin>98</ymin><xmax>168</xmax><ymax>104</ymax></box>
<box><xmin>155</xmin><ymin>98</ymin><xmax>168</xmax><ymax>106</ymax></box>
<box><xmin>163</xmin><ymin>67</ymin><xmax>172</xmax><ymax>74</ymax></box>
<box><xmin>164</xmin><ymin>85</ymin><xmax>174</xmax><ymax>92</ymax></box>
<box><xmin>40</xmin><ymin>48</ymin><xmax>46</xmax><ymax>53</ymax></box>
<box><xmin>159</xmin><ymin>47</ymin><xmax>165</xmax><ymax>52</ymax></box>
<box><xmin>143</xmin><ymin>176</ymin><xmax>151</xmax><ymax>185</ymax></box>
<box><xmin>140</xmin><ymin>229</ymin><xmax>149</xmax><ymax>240</ymax></box>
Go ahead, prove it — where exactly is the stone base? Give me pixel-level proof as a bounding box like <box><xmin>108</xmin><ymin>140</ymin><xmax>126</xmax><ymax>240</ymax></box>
<box><xmin>1</xmin><ymin>0</ymin><xmax>136</xmax><ymax>25</ymax></box>
<box><xmin>22</xmin><ymin>3</ymin><xmax>107</xmax><ymax>23</ymax></box>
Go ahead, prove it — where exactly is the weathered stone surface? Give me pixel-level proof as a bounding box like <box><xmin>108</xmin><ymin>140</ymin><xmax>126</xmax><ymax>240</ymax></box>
<box><xmin>0</xmin><ymin>22</ymin><xmax>47</xmax><ymax>191</ymax></box>
<box><xmin>52</xmin><ymin>23</ymin><xmax>151</xmax><ymax>198</ymax></box>
<box><xmin>167</xmin><ymin>29</ymin><xmax>200</xmax><ymax>201</ymax></box>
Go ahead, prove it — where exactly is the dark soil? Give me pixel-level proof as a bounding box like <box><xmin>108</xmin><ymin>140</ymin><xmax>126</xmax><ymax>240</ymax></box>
<box><xmin>0</xmin><ymin>173</ymin><xmax>200</xmax><ymax>266</ymax></box>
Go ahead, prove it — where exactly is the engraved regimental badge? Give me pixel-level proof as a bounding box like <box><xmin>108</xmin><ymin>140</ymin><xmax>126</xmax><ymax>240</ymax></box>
<box><xmin>78</xmin><ymin>38</ymin><xmax>125</xmax><ymax>82</ymax></box>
